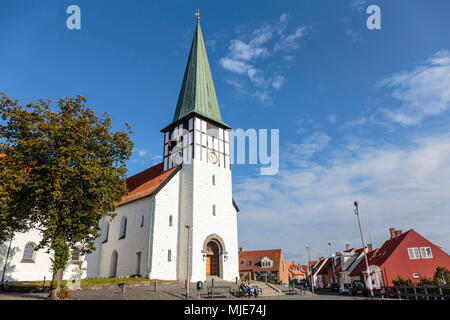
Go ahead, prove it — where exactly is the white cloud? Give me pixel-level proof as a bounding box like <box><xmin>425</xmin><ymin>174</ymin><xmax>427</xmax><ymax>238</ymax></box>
<box><xmin>274</xmin><ymin>26</ymin><xmax>308</xmax><ymax>52</ymax></box>
<box><xmin>220</xmin><ymin>14</ymin><xmax>309</xmax><ymax>104</ymax></box>
<box><xmin>272</xmin><ymin>75</ymin><xmax>285</xmax><ymax>89</ymax></box>
<box><xmin>235</xmin><ymin>133</ymin><xmax>450</xmax><ymax>263</ymax></box>
<box><xmin>377</xmin><ymin>50</ymin><xmax>450</xmax><ymax>126</ymax></box>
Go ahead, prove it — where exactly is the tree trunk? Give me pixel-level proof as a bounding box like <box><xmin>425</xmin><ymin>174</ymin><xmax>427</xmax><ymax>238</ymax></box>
<box><xmin>48</xmin><ymin>268</ymin><xmax>64</xmax><ymax>300</ymax></box>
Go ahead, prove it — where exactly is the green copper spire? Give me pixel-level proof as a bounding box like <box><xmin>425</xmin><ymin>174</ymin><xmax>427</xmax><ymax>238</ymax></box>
<box><xmin>171</xmin><ymin>21</ymin><xmax>231</xmax><ymax>129</ymax></box>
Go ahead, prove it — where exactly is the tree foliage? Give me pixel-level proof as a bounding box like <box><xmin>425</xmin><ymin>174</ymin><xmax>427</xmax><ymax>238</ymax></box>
<box><xmin>0</xmin><ymin>93</ymin><xmax>133</xmax><ymax>297</ymax></box>
<box><xmin>392</xmin><ymin>275</ymin><xmax>413</xmax><ymax>286</ymax></box>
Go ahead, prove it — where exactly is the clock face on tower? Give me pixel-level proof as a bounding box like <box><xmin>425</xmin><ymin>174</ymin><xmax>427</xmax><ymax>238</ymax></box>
<box><xmin>208</xmin><ymin>151</ymin><xmax>218</xmax><ymax>164</ymax></box>
<box><xmin>172</xmin><ymin>151</ymin><xmax>183</xmax><ymax>165</ymax></box>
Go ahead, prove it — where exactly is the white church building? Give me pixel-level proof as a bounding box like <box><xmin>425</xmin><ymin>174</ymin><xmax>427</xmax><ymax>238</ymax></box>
<box><xmin>0</xmin><ymin>20</ymin><xmax>240</xmax><ymax>283</ymax></box>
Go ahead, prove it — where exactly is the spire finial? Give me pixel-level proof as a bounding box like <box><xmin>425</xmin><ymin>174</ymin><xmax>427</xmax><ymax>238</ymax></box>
<box><xmin>195</xmin><ymin>8</ymin><xmax>200</xmax><ymax>21</ymax></box>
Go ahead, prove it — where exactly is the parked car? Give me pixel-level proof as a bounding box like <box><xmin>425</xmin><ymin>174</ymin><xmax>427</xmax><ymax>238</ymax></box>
<box><xmin>326</xmin><ymin>282</ymin><xmax>340</xmax><ymax>292</ymax></box>
<box><xmin>350</xmin><ymin>280</ymin><xmax>369</xmax><ymax>296</ymax></box>
<box><xmin>340</xmin><ymin>282</ymin><xmax>351</xmax><ymax>295</ymax></box>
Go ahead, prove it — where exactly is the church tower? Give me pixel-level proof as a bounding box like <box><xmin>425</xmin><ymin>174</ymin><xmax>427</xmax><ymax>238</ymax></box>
<box><xmin>161</xmin><ymin>17</ymin><xmax>239</xmax><ymax>282</ymax></box>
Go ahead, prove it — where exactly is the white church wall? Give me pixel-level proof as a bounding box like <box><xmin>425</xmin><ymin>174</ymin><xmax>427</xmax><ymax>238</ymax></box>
<box><xmin>95</xmin><ymin>197</ymin><xmax>152</xmax><ymax>278</ymax></box>
<box><xmin>0</xmin><ymin>229</ymin><xmax>87</xmax><ymax>282</ymax></box>
<box><xmin>148</xmin><ymin>171</ymin><xmax>180</xmax><ymax>280</ymax></box>
<box><xmin>189</xmin><ymin>156</ymin><xmax>239</xmax><ymax>282</ymax></box>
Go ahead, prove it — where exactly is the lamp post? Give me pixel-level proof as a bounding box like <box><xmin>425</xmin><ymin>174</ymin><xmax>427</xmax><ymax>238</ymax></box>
<box><xmin>328</xmin><ymin>242</ymin><xmax>336</xmax><ymax>284</ymax></box>
<box><xmin>353</xmin><ymin>201</ymin><xmax>374</xmax><ymax>297</ymax></box>
<box><xmin>306</xmin><ymin>246</ymin><xmax>314</xmax><ymax>294</ymax></box>
<box><xmin>1</xmin><ymin>232</ymin><xmax>13</xmax><ymax>283</ymax></box>
<box><xmin>185</xmin><ymin>225</ymin><xmax>191</xmax><ymax>300</ymax></box>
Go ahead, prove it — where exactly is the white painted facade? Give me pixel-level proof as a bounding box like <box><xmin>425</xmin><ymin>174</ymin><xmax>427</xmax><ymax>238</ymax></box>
<box><xmin>0</xmin><ymin>229</ymin><xmax>87</xmax><ymax>282</ymax></box>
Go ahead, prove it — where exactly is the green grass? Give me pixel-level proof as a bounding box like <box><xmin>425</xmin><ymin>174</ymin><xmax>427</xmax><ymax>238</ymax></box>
<box><xmin>8</xmin><ymin>277</ymin><xmax>167</xmax><ymax>288</ymax></box>
<box><xmin>80</xmin><ymin>277</ymin><xmax>158</xmax><ymax>286</ymax></box>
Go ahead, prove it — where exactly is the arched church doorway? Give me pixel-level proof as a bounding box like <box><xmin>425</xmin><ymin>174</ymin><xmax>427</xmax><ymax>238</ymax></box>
<box><xmin>110</xmin><ymin>250</ymin><xmax>118</xmax><ymax>278</ymax></box>
<box><xmin>206</xmin><ymin>240</ymin><xmax>220</xmax><ymax>276</ymax></box>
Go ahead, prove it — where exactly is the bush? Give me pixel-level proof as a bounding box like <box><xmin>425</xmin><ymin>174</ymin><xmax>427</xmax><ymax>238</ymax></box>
<box><xmin>392</xmin><ymin>275</ymin><xmax>413</xmax><ymax>286</ymax></box>
<box><xmin>58</xmin><ymin>282</ymin><xmax>70</xmax><ymax>299</ymax></box>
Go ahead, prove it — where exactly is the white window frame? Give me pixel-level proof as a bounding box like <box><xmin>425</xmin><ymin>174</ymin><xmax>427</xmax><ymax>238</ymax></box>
<box><xmin>407</xmin><ymin>247</ymin><xmax>420</xmax><ymax>259</ymax></box>
<box><xmin>420</xmin><ymin>247</ymin><xmax>433</xmax><ymax>259</ymax></box>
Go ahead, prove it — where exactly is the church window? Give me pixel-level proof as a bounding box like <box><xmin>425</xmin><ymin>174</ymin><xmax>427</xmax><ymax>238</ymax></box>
<box><xmin>22</xmin><ymin>243</ymin><xmax>36</xmax><ymax>262</ymax></box>
<box><xmin>212</xmin><ymin>204</ymin><xmax>216</xmax><ymax>216</ymax></box>
<box><xmin>103</xmin><ymin>222</ymin><xmax>110</xmax><ymax>243</ymax></box>
<box><xmin>71</xmin><ymin>247</ymin><xmax>81</xmax><ymax>262</ymax></box>
<box><xmin>119</xmin><ymin>217</ymin><xmax>127</xmax><ymax>239</ymax></box>
<box><xmin>169</xmin><ymin>215</ymin><xmax>173</xmax><ymax>226</ymax></box>
<box><xmin>212</xmin><ymin>174</ymin><xmax>215</xmax><ymax>185</ymax></box>
<box><xmin>168</xmin><ymin>249</ymin><xmax>172</xmax><ymax>262</ymax></box>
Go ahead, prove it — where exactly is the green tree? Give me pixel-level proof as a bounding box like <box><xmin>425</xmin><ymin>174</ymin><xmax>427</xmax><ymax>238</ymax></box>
<box><xmin>418</xmin><ymin>277</ymin><xmax>437</xmax><ymax>286</ymax></box>
<box><xmin>434</xmin><ymin>266</ymin><xmax>449</xmax><ymax>285</ymax></box>
<box><xmin>392</xmin><ymin>275</ymin><xmax>413</xmax><ymax>286</ymax></box>
<box><xmin>0</xmin><ymin>93</ymin><xmax>133</xmax><ymax>298</ymax></box>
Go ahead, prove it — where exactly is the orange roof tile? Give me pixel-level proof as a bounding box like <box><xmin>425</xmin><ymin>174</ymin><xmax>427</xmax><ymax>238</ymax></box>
<box><xmin>118</xmin><ymin>162</ymin><xmax>180</xmax><ymax>206</ymax></box>
<box><xmin>239</xmin><ymin>249</ymin><xmax>285</xmax><ymax>272</ymax></box>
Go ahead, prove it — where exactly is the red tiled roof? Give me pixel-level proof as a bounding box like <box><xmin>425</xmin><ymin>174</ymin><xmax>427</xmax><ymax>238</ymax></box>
<box><xmin>239</xmin><ymin>249</ymin><xmax>285</xmax><ymax>272</ymax></box>
<box><xmin>350</xmin><ymin>230</ymin><xmax>412</xmax><ymax>277</ymax></box>
<box><xmin>287</xmin><ymin>262</ymin><xmax>306</xmax><ymax>275</ymax></box>
<box><xmin>349</xmin><ymin>249</ymin><xmax>379</xmax><ymax>276</ymax></box>
<box><xmin>118</xmin><ymin>163</ymin><xmax>180</xmax><ymax>206</ymax></box>
<box><xmin>317</xmin><ymin>258</ymin><xmax>332</xmax><ymax>275</ymax></box>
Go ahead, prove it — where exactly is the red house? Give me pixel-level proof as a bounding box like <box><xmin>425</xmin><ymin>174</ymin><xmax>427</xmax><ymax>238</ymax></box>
<box><xmin>350</xmin><ymin>227</ymin><xmax>450</xmax><ymax>286</ymax></box>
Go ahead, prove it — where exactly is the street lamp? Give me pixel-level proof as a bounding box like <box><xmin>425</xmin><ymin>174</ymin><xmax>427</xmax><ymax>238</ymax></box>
<box><xmin>185</xmin><ymin>225</ymin><xmax>191</xmax><ymax>300</ymax></box>
<box><xmin>306</xmin><ymin>246</ymin><xmax>314</xmax><ymax>294</ymax></box>
<box><xmin>353</xmin><ymin>201</ymin><xmax>374</xmax><ymax>297</ymax></box>
<box><xmin>328</xmin><ymin>242</ymin><xmax>336</xmax><ymax>284</ymax></box>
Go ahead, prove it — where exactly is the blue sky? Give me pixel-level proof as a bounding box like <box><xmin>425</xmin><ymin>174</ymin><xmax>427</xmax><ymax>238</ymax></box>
<box><xmin>1</xmin><ymin>0</ymin><xmax>450</xmax><ymax>264</ymax></box>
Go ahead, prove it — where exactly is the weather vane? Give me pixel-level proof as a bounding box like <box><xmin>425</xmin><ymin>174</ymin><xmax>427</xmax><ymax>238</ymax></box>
<box><xmin>195</xmin><ymin>8</ymin><xmax>200</xmax><ymax>21</ymax></box>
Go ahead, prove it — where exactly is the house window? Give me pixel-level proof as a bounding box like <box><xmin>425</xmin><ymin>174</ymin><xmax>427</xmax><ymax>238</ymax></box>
<box><xmin>119</xmin><ymin>217</ymin><xmax>127</xmax><ymax>239</ymax></box>
<box><xmin>212</xmin><ymin>205</ymin><xmax>216</xmax><ymax>216</ymax></box>
<box><xmin>413</xmin><ymin>272</ymin><xmax>421</xmax><ymax>279</ymax></box>
<box><xmin>169</xmin><ymin>215</ymin><xmax>173</xmax><ymax>226</ymax></box>
<box><xmin>72</xmin><ymin>247</ymin><xmax>81</xmax><ymax>261</ymax></box>
<box><xmin>22</xmin><ymin>243</ymin><xmax>36</xmax><ymax>262</ymax></box>
<box><xmin>420</xmin><ymin>247</ymin><xmax>433</xmax><ymax>259</ymax></box>
<box><xmin>241</xmin><ymin>261</ymin><xmax>244</xmax><ymax>265</ymax></box>
<box><xmin>408</xmin><ymin>247</ymin><xmax>420</xmax><ymax>259</ymax></box>
<box><xmin>168</xmin><ymin>249</ymin><xmax>172</xmax><ymax>262</ymax></box>
<box><xmin>140</xmin><ymin>216</ymin><xmax>144</xmax><ymax>227</ymax></box>
<box><xmin>212</xmin><ymin>174</ymin><xmax>215</xmax><ymax>185</ymax></box>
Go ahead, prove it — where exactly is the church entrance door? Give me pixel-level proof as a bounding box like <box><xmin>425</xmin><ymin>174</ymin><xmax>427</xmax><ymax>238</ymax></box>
<box><xmin>206</xmin><ymin>240</ymin><xmax>220</xmax><ymax>276</ymax></box>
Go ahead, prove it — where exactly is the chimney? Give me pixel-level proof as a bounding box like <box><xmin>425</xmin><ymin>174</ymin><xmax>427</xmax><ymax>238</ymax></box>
<box><xmin>239</xmin><ymin>247</ymin><xmax>243</xmax><ymax>254</ymax></box>
<box><xmin>346</xmin><ymin>244</ymin><xmax>351</xmax><ymax>251</ymax></box>
<box><xmin>395</xmin><ymin>230</ymin><xmax>402</xmax><ymax>237</ymax></box>
<box><xmin>389</xmin><ymin>227</ymin><xmax>396</xmax><ymax>239</ymax></box>
<box><xmin>367</xmin><ymin>244</ymin><xmax>373</xmax><ymax>252</ymax></box>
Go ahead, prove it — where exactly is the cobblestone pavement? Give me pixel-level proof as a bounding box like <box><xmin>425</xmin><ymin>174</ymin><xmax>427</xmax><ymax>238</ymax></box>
<box><xmin>0</xmin><ymin>282</ymin><xmax>377</xmax><ymax>300</ymax></box>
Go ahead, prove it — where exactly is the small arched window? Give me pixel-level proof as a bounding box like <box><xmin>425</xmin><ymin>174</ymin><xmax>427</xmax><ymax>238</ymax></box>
<box><xmin>22</xmin><ymin>242</ymin><xmax>36</xmax><ymax>263</ymax></box>
<box><xmin>119</xmin><ymin>217</ymin><xmax>127</xmax><ymax>239</ymax></box>
<box><xmin>72</xmin><ymin>247</ymin><xmax>81</xmax><ymax>261</ymax></box>
<box><xmin>140</xmin><ymin>216</ymin><xmax>144</xmax><ymax>227</ymax></box>
<box><xmin>212</xmin><ymin>174</ymin><xmax>216</xmax><ymax>185</ymax></box>
<box><xmin>169</xmin><ymin>215</ymin><xmax>173</xmax><ymax>226</ymax></box>
<box><xmin>168</xmin><ymin>249</ymin><xmax>172</xmax><ymax>262</ymax></box>
<box><xmin>212</xmin><ymin>204</ymin><xmax>216</xmax><ymax>216</ymax></box>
